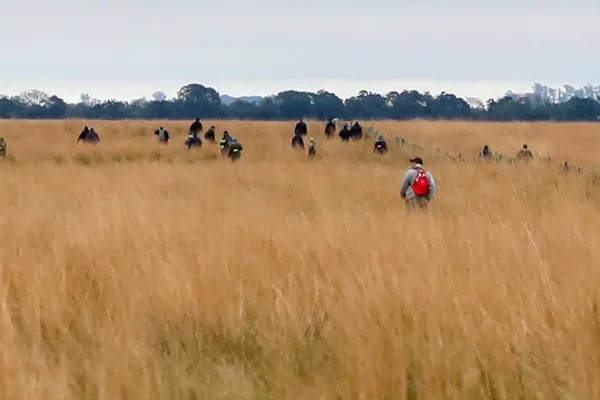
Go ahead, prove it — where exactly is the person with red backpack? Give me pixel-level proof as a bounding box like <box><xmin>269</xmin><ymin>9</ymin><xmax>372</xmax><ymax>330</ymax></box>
<box><xmin>400</xmin><ymin>157</ymin><xmax>436</xmax><ymax>211</ymax></box>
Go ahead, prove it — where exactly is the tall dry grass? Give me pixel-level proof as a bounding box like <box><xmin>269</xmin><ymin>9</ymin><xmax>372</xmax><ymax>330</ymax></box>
<box><xmin>1</xmin><ymin>119</ymin><xmax>600</xmax><ymax>399</ymax></box>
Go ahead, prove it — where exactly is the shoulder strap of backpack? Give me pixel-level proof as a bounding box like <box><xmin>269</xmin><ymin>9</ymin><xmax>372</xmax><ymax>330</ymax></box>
<box><xmin>414</xmin><ymin>170</ymin><xmax>428</xmax><ymax>184</ymax></box>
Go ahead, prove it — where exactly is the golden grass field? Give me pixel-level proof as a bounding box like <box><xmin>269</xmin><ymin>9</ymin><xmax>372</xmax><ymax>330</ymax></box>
<box><xmin>2</xmin><ymin>119</ymin><xmax>600</xmax><ymax>399</ymax></box>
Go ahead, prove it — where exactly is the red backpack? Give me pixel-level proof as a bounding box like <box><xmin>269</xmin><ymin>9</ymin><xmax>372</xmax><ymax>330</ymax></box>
<box><xmin>412</xmin><ymin>169</ymin><xmax>429</xmax><ymax>196</ymax></box>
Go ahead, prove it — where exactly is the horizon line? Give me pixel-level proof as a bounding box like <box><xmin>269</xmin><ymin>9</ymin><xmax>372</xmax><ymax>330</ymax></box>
<box><xmin>1</xmin><ymin>80</ymin><xmax>596</xmax><ymax>104</ymax></box>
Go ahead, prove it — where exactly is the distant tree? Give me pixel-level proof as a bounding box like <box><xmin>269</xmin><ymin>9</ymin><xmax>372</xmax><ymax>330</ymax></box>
<box><xmin>388</xmin><ymin>90</ymin><xmax>429</xmax><ymax>119</ymax></box>
<box><xmin>255</xmin><ymin>97</ymin><xmax>280</xmax><ymax>120</ymax></box>
<box><xmin>0</xmin><ymin>97</ymin><xmax>20</xmax><ymax>118</ymax></box>
<box><xmin>79</xmin><ymin>93</ymin><xmax>101</xmax><ymax>107</ymax></box>
<box><xmin>429</xmin><ymin>92</ymin><xmax>471</xmax><ymax>119</ymax></box>
<box><xmin>465</xmin><ymin>97</ymin><xmax>485</xmax><ymax>110</ymax></box>
<box><xmin>19</xmin><ymin>90</ymin><xmax>49</xmax><ymax>107</ymax></box>
<box><xmin>146</xmin><ymin>100</ymin><xmax>172</xmax><ymax>119</ymax></box>
<box><xmin>313</xmin><ymin>90</ymin><xmax>345</xmax><ymax>120</ymax></box>
<box><xmin>227</xmin><ymin>100</ymin><xmax>262</xmax><ymax>120</ymax></box>
<box><xmin>176</xmin><ymin>83</ymin><xmax>222</xmax><ymax>118</ymax></box>
<box><xmin>152</xmin><ymin>91</ymin><xmax>168</xmax><ymax>102</ymax></box>
<box><xmin>273</xmin><ymin>91</ymin><xmax>314</xmax><ymax>119</ymax></box>
<box><xmin>46</xmin><ymin>95</ymin><xmax>67</xmax><ymax>118</ymax></box>
<box><xmin>344</xmin><ymin>91</ymin><xmax>387</xmax><ymax>119</ymax></box>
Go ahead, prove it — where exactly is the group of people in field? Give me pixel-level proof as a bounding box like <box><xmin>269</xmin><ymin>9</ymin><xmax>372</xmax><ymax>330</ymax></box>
<box><xmin>288</xmin><ymin>117</ymin><xmax>436</xmax><ymax>211</ymax></box>
<box><xmin>478</xmin><ymin>143</ymin><xmax>534</xmax><ymax>163</ymax></box>
<box><xmin>166</xmin><ymin>118</ymin><xmax>243</xmax><ymax>160</ymax></box>
<box><xmin>77</xmin><ymin>126</ymin><xmax>100</xmax><ymax>143</ymax></box>
<box><xmin>1</xmin><ymin>115</ymin><xmax>559</xmax><ymax>213</ymax></box>
<box><xmin>74</xmin><ymin>118</ymin><xmax>244</xmax><ymax>161</ymax></box>
<box><xmin>291</xmin><ymin>118</ymin><xmax>390</xmax><ymax>158</ymax></box>
<box><xmin>288</xmin><ymin>118</ymin><xmax>564</xmax><ymax>212</ymax></box>
<box><xmin>70</xmin><ymin>116</ymin><xmax>551</xmax><ymax>212</ymax></box>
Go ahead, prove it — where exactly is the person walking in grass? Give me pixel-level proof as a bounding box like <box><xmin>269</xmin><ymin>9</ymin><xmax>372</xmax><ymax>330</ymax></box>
<box><xmin>479</xmin><ymin>144</ymin><xmax>493</xmax><ymax>160</ymax></box>
<box><xmin>350</xmin><ymin>121</ymin><xmax>363</xmax><ymax>141</ymax></box>
<box><xmin>185</xmin><ymin>129</ymin><xmax>202</xmax><ymax>149</ymax></box>
<box><xmin>294</xmin><ymin>118</ymin><xmax>308</xmax><ymax>137</ymax></box>
<box><xmin>77</xmin><ymin>126</ymin><xmax>90</xmax><ymax>142</ymax></box>
<box><xmin>0</xmin><ymin>137</ymin><xmax>6</xmax><ymax>159</ymax></box>
<box><xmin>373</xmin><ymin>134</ymin><xmax>389</xmax><ymax>154</ymax></box>
<box><xmin>189</xmin><ymin>118</ymin><xmax>203</xmax><ymax>136</ymax></box>
<box><xmin>204</xmin><ymin>126</ymin><xmax>216</xmax><ymax>142</ymax></box>
<box><xmin>324</xmin><ymin>118</ymin><xmax>336</xmax><ymax>138</ymax></box>
<box><xmin>219</xmin><ymin>131</ymin><xmax>235</xmax><ymax>155</ymax></box>
<box><xmin>400</xmin><ymin>157</ymin><xmax>436</xmax><ymax>211</ymax></box>
<box><xmin>155</xmin><ymin>126</ymin><xmax>170</xmax><ymax>143</ymax></box>
<box><xmin>308</xmin><ymin>137</ymin><xmax>317</xmax><ymax>158</ymax></box>
<box><xmin>227</xmin><ymin>138</ymin><xmax>243</xmax><ymax>161</ymax></box>
<box><xmin>78</xmin><ymin>127</ymin><xmax>99</xmax><ymax>144</ymax></box>
<box><xmin>291</xmin><ymin>134</ymin><xmax>305</xmax><ymax>150</ymax></box>
<box><xmin>516</xmin><ymin>144</ymin><xmax>533</xmax><ymax>160</ymax></box>
<box><xmin>338</xmin><ymin>123</ymin><xmax>351</xmax><ymax>141</ymax></box>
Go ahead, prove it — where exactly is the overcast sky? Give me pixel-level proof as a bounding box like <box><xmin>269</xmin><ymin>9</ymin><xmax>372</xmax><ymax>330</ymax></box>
<box><xmin>2</xmin><ymin>0</ymin><xmax>599</xmax><ymax>102</ymax></box>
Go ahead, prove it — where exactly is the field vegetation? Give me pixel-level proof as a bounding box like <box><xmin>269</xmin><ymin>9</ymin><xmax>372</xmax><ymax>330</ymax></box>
<box><xmin>1</xmin><ymin>120</ymin><xmax>600</xmax><ymax>399</ymax></box>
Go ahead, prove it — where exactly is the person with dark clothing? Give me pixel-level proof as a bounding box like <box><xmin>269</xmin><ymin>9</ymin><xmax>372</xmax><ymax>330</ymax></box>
<box><xmin>350</xmin><ymin>122</ymin><xmax>363</xmax><ymax>141</ymax></box>
<box><xmin>77</xmin><ymin>126</ymin><xmax>90</xmax><ymax>142</ymax></box>
<box><xmin>204</xmin><ymin>126</ymin><xmax>216</xmax><ymax>142</ymax></box>
<box><xmin>291</xmin><ymin>134</ymin><xmax>305</xmax><ymax>150</ymax></box>
<box><xmin>479</xmin><ymin>145</ymin><xmax>493</xmax><ymax>159</ymax></box>
<box><xmin>0</xmin><ymin>137</ymin><xmax>6</xmax><ymax>159</ymax></box>
<box><xmin>228</xmin><ymin>139</ymin><xmax>243</xmax><ymax>161</ymax></box>
<box><xmin>185</xmin><ymin>132</ymin><xmax>202</xmax><ymax>149</ymax></box>
<box><xmin>324</xmin><ymin>119</ymin><xmax>336</xmax><ymax>138</ymax></box>
<box><xmin>294</xmin><ymin>118</ymin><xmax>308</xmax><ymax>136</ymax></box>
<box><xmin>373</xmin><ymin>135</ymin><xmax>388</xmax><ymax>154</ymax></box>
<box><xmin>155</xmin><ymin>126</ymin><xmax>170</xmax><ymax>143</ymax></box>
<box><xmin>189</xmin><ymin>118</ymin><xmax>203</xmax><ymax>135</ymax></box>
<box><xmin>83</xmin><ymin>128</ymin><xmax>100</xmax><ymax>144</ymax></box>
<box><xmin>339</xmin><ymin>124</ymin><xmax>352</xmax><ymax>141</ymax></box>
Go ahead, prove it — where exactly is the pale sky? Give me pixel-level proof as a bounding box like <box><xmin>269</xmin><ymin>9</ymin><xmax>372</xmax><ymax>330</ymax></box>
<box><xmin>2</xmin><ymin>0</ymin><xmax>599</xmax><ymax>102</ymax></box>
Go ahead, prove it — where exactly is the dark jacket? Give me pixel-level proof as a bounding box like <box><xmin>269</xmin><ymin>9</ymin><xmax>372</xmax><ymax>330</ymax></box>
<box><xmin>294</xmin><ymin>121</ymin><xmax>307</xmax><ymax>136</ymax></box>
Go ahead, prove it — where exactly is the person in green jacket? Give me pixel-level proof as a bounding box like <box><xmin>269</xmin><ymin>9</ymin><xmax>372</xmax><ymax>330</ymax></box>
<box><xmin>228</xmin><ymin>139</ymin><xmax>243</xmax><ymax>161</ymax></box>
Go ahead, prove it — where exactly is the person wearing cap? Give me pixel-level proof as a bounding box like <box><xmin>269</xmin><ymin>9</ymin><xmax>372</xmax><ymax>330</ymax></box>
<box><xmin>400</xmin><ymin>157</ymin><xmax>436</xmax><ymax>210</ymax></box>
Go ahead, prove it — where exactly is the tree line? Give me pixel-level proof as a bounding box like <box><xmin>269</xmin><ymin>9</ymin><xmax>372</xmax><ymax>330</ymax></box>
<box><xmin>1</xmin><ymin>83</ymin><xmax>600</xmax><ymax>121</ymax></box>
